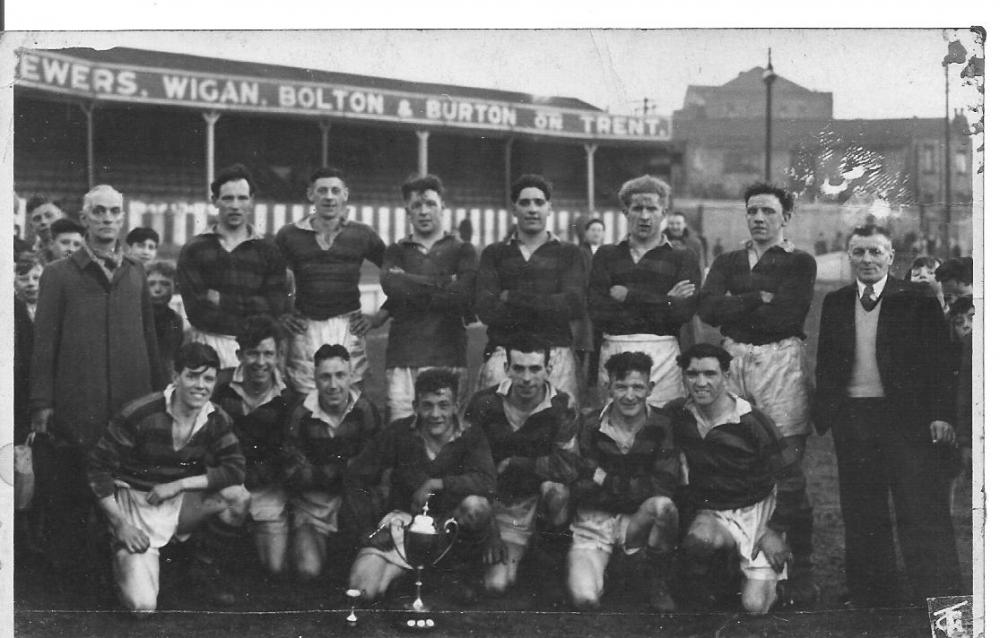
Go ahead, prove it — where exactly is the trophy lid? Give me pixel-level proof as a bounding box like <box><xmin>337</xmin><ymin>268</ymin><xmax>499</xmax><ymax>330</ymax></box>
<box><xmin>410</xmin><ymin>502</ymin><xmax>436</xmax><ymax>534</ymax></box>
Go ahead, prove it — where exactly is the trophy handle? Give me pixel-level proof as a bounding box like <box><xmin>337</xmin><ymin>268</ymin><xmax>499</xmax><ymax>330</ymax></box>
<box><xmin>388</xmin><ymin>516</ymin><xmax>410</xmax><ymax>567</ymax></box>
<box><xmin>431</xmin><ymin>517</ymin><xmax>460</xmax><ymax>566</ymax></box>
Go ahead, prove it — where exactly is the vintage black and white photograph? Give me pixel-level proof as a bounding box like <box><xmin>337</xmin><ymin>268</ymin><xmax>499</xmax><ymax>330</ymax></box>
<box><xmin>0</xmin><ymin>21</ymin><xmax>984</xmax><ymax>638</ymax></box>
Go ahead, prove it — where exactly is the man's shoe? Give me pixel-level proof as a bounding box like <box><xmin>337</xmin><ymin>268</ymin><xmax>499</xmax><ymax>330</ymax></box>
<box><xmin>776</xmin><ymin>573</ymin><xmax>820</xmax><ymax>610</ymax></box>
<box><xmin>188</xmin><ymin>559</ymin><xmax>237</xmax><ymax>607</ymax></box>
<box><xmin>646</xmin><ymin>547</ymin><xmax>678</xmax><ymax>613</ymax></box>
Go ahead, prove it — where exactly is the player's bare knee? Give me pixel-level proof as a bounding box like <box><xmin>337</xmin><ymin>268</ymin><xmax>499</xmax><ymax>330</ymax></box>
<box><xmin>681</xmin><ymin>531</ymin><xmax>719</xmax><ymax>560</ymax></box>
<box><xmin>120</xmin><ymin>588</ymin><xmax>158</xmax><ymax>613</ymax></box>
<box><xmin>568</xmin><ymin>586</ymin><xmax>601</xmax><ymax>610</ymax></box>
<box><xmin>295</xmin><ymin>556</ymin><xmax>324</xmax><ymax>580</ymax></box>
<box><xmin>643</xmin><ymin>496</ymin><xmax>677</xmax><ymax>521</ymax></box>
<box><xmin>483</xmin><ymin>567</ymin><xmax>513</xmax><ymax>595</ymax></box>
<box><xmin>457</xmin><ymin>495</ymin><xmax>491</xmax><ymax>530</ymax></box>
<box><xmin>742</xmin><ymin>583</ymin><xmax>777</xmax><ymax>615</ymax></box>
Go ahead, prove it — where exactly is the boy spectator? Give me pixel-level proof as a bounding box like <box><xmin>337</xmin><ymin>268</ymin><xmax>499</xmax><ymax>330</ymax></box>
<box><xmin>282</xmin><ymin>344</ymin><xmax>381</xmax><ymax>579</ymax></box>
<box><xmin>346</xmin><ymin>369</ymin><xmax>497</xmax><ymax>602</ymax></box>
<box><xmin>87</xmin><ymin>343</ymin><xmax>249</xmax><ymax>612</ymax></box>
<box><xmin>212</xmin><ymin>315</ymin><xmax>298</xmax><ymax>575</ymax></box>
<box><xmin>14</xmin><ymin>253</ymin><xmax>43</xmax><ymax>320</ymax></box>
<box><xmin>475</xmin><ymin>174</ymin><xmax>585</xmax><ymax>404</ymax></box>
<box><xmin>464</xmin><ymin>334</ymin><xmax>579</xmax><ymax>596</ymax></box>
<box><xmin>276</xmin><ymin>167</ymin><xmax>387</xmax><ymax>395</ymax></box>
<box><xmin>47</xmin><ymin>218</ymin><xmax>85</xmax><ymax>262</ymax></box>
<box><xmin>178</xmin><ymin>164</ymin><xmax>288</xmax><ymax>369</ymax></box>
<box><xmin>567</xmin><ymin>351</ymin><xmax>681</xmax><ymax>612</ymax></box>
<box><xmin>697</xmin><ymin>183</ymin><xmax>817</xmax><ymax>603</ymax></box>
<box><xmin>935</xmin><ymin>256</ymin><xmax>973</xmax><ymax>314</ymax></box>
<box><xmin>146</xmin><ymin>261</ymin><xmax>185</xmax><ymax>381</ymax></box>
<box><xmin>25</xmin><ymin>197</ymin><xmax>65</xmax><ymax>258</ymax></box>
<box><xmin>589</xmin><ymin>176</ymin><xmax>700</xmax><ymax>408</ymax></box>
<box><xmin>906</xmin><ymin>256</ymin><xmax>944</xmax><ymax>309</ymax></box>
<box><xmin>381</xmin><ymin>174</ymin><xmax>477</xmax><ymax>420</ymax></box>
<box><xmin>665</xmin><ymin>343</ymin><xmax>796</xmax><ymax>615</ymax></box>
<box><xmin>126</xmin><ymin>227</ymin><xmax>160</xmax><ymax>264</ymax></box>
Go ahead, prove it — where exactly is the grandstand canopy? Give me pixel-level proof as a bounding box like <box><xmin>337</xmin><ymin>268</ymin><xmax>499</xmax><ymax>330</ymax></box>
<box><xmin>16</xmin><ymin>48</ymin><xmax>672</xmax><ymax>143</ymax></box>
<box><xmin>15</xmin><ymin>47</ymin><xmax>679</xmax><ymax>212</ymax></box>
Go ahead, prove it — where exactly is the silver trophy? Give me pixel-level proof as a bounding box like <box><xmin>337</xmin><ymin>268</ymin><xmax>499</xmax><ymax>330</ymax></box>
<box><xmin>390</xmin><ymin>502</ymin><xmax>459</xmax><ymax>619</ymax></box>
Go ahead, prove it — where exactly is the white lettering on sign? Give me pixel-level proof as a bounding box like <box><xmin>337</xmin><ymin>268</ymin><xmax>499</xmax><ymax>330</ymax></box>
<box><xmin>533</xmin><ymin>111</ymin><xmax>563</xmax><ymax>131</ymax></box>
<box><xmin>578</xmin><ymin>113</ymin><xmax>663</xmax><ymax>138</ymax></box>
<box><xmin>426</xmin><ymin>99</ymin><xmax>516</xmax><ymax>127</ymax></box>
<box><xmin>163</xmin><ymin>75</ymin><xmax>260</xmax><ymax>105</ymax></box>
<box><xmin>280</xmin><ymin>87</ymin><xmax>384</xmax><ymax>113</ymax></box>
<box><xmin>18</xmin><ymin>53</ymin><xmax>139</xmax><ymax>96</ymax></box>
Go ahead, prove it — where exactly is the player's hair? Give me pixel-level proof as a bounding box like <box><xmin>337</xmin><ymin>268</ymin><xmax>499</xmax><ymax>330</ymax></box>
<box><xmin>668</xmin><ymin>211</ymin><xmax>687</xmax><ymax>220</ymax></box>
<box><xmin>618</xmin><ymin>175</ymin><xmax>671</xmax><ymax>208</ymax></box>
<box><xmin>948</xmin><ymin>295</ymin><xmax>974</xmax><ymax>317</ymax></box>
<box><xmin>314</xmin><ymin>343</ymin><xmax>351</xmax><ymax>367</ymax></box>
<box><xmin>211</xmin><ymin>164</ymin><xmax>256</xmax><ymax>199</ymax></box>
<box><xmin>401</xmin><ymin>174</ymin><xmax>445</xmax><ymax>201</ymax></box>
<box><xmin>604</xmin><ymin>351</ymin><xmax>653</xmax><ymax>382</ymax></box>
<box><xmin>847</xmin><ymin>224</ymin><xmax>892</xmax><ymax>246</ymax></box>
<box><xmin>174</xmin><ymin>342</ymin><xmax>221</xmax><ymax>374</ymax></box>
<box><xmin>504</xmin><ymin>333</ymin><xmax>551</xmax><ymax>366</ymax></box>
<box><xmin>15</xmin><ymin>253</ymin><xmax>44</xmax><ymax>276</ymax></box>
<box><xmin>905</xmin><ymin>256</ymin><xmax>942</xmax><ymax>280</ymax></box>
<box><xmin>49</xmin><ymin>218</ymin><xmax>85</xmax><ymax>239</ymax></box>
<box><xmin>237</xmin><ymin>314</ymin><xmax>284</xmax><ymax>351</ymax></box>
<box><xmin>309</xmin><ymin>166</ymin><xmax>347</xmax><ymax>187</ymax></box>
<box><xmin>26</xmin><ymin>196</ymin><xmax>52</xmax><ymax>215</ymax></box>
<box><xmin>126</xmin><ymin>227</ymin><xmax>160</xmax><ymax>246</ymax></box>
<box><xmin>82</xmin><ymin>185</ymin><xmax>122</xmax><ymax>213</ymax></box>
<box><xmin>145</xmin><ymin>259</ymin><xmax>176</xmax><ymax>280</ymax></box>
<box><xmin>414</xmin><ymin>368</ymin><xmax>460</xmax><ymax>402</ymax></box>
<box><xmin>935</xmin><ymin>257</ymin><xmax>973</xmax><ymax>285</ymax></box>
<box><xmin>743</xmin><ymin>182</ymin><xmax>795</xmax><ymax>215</ymax></box>
<box><xmin>584</xmin><ymin>218</ymin><xmax>605</xmax><ymax>231</ymax></box>
<box><xmin>676</xmin><ymin>343</ymin><xmax>733</xmax><ymax>373</ymax></box>
<box><xmin>510</xmin><ymin>174</ymin><xmax>553</xmax><ymax>203</ymax></box>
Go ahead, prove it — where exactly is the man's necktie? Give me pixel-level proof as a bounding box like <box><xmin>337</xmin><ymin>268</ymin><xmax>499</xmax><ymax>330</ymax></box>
<box><xmin>860</xmin><ymin>284</ymin><xmax>877</xmax><ymax>312</ymax></box>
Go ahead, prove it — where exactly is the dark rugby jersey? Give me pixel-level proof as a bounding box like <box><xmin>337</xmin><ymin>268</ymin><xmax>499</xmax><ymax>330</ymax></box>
<box><xmin>665</xmin><ymin>396</ymin><xmax>796</xmax><ymax>531</ymax></box>
<box><xmin>698</xmin><ymin>242</ymin><xmax>816</xmax><ymax>345</ymax></box>
<box><xmin>275</xmin><ymin>217</ymin><xmax>385</xmax><ymax>320</ymax></box>
<box><xmin>588</xmin><ymin>237</ymin><xmax>701</xmax><ymax>337</ymax></box>
<box><xmin>87</xmin><ymin>389</ymin><xmax>245</xmax><ymax>499</ymax></box>
<box><xmin>347</xmin><ymin>416</ymin><xmax>496</xmax><ymax>516</ymax></box>
<box><xmin>572</xmin><ymin>404</ymin><xmax>681</xmax><ymax>514</ymax></box>
<box><xmin>475</xmin><ymin>234</ymin><xmax>585</xmax><ymax>349</ymax></box>
<box><xmin>282</xmin><ymin>391</ymin><xmax>380</xmax><ymax>493</ymax></box>
<box><xmin>463</xmin><ymin>382</ymin><xmax>579</xmax><ymax>500</ymax></box>
<box><xmin>381</xmin><ymin>234</ymin><xmax>476</xmax><ymax>368</ymax></box>
<box><xmin>177</xmin><ymin>228</ymin><xmax>287</xmax><ymax>336</ymax></box>
<box><xmin>212</xmin><ymin>368</ymin><xmax>298</xmax><ymax>490</ymax></box>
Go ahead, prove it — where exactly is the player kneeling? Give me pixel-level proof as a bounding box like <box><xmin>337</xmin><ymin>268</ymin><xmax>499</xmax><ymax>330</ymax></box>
<box><xmin>346</xmin><ymin>369</ymin><xmax>497</xmax><ymax>602</ymax></box>
<box><xmin>567</xmin><ymin>351</ymin><xmax>681</xmax><ymax>612</ymax></box>
<box><xmin>87</xmin><ymin>343</ymin><xmax>250</xmax><ymax>613</ymax></box>
<box><xmin>665</xmin><ymin>343</ymin><xmax>796</xmax><ymax>615</ymax></box>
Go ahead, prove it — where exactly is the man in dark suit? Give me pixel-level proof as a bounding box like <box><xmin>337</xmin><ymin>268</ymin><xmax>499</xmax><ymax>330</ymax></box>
<box><xmin>814</xmin><ymin>224</ymin><xmax>961</xmax><ymax>607</ymax></box>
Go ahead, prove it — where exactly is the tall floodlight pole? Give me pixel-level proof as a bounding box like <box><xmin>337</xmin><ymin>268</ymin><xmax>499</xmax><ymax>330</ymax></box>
<box><xmin>943</xmin><ymin>62</ymin><xmax>952</xmax><ymax>256</ymax></box>
<box><xmin>762</xmin><ymin>49</ymin><xmax>777</xmax><ymax>181</ymax></box>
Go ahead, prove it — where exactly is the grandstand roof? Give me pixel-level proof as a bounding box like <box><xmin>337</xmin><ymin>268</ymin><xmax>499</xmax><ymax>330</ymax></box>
<box><xmin>58</xmin><ymin>47</ymin><xmax>602</xmax><ymax>112</ymax></box>
<box><xmin>16</xmin><ymin>47</ymin><xmax>673</xmax><ymax>143</ymax></box>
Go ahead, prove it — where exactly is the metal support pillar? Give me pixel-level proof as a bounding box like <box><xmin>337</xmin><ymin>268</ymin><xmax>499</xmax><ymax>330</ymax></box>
<box><xmin>202</xmin><ymin>111</ymin><xmax>221</xmax><ymax>200</ymax></box>
<box><xmin>416</xmin><ymin>130</ymin><xmax>430</xmax><ymax>176</ymax></box>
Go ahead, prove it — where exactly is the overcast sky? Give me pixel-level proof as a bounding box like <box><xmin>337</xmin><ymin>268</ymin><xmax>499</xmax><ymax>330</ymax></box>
<box><xmin>4</xmin><ymin>28</ymin><xmax>983</xmax><ymax>122</ymax></box>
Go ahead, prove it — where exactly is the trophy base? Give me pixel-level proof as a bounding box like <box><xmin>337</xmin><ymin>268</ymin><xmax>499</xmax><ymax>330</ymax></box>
<box><xmin>398</xmin><ymin>611</ymin><xmax>439</xmax><ymax>632</ymax></box>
